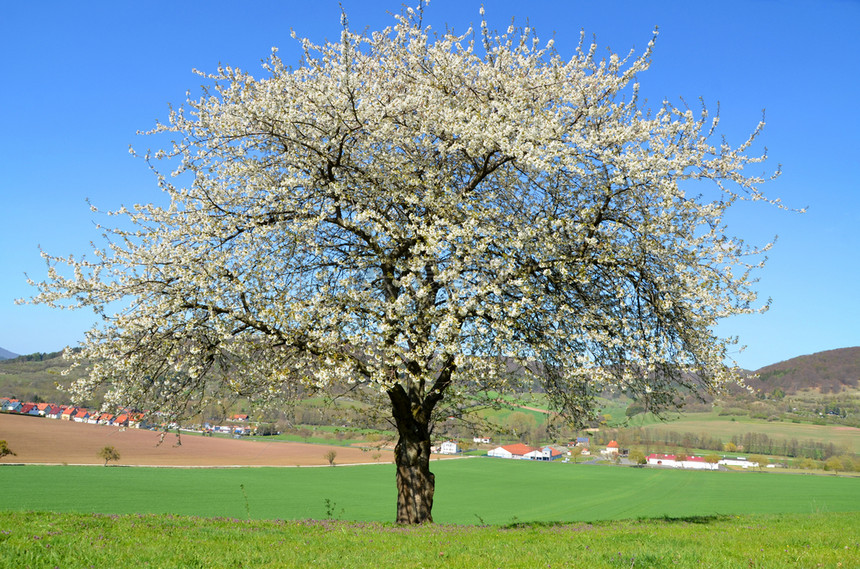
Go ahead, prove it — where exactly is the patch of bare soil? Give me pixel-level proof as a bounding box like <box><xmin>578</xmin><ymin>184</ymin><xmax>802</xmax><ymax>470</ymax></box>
<box><xmin>0</xmin><ymin>413</ymin><xmax>393</xmax><ymax>467</ymax></box>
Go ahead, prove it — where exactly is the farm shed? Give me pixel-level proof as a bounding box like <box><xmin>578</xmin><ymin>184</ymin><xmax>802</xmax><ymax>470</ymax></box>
<box><xmin>646</xmin><ymin>454</ymin><xmax>716</xmax><ymax>470</ymax></box>
<box><xmin>488</xmin><ymin>444</ymin><xmax>539</xmax><ymax>459</ymax></box>
<box><xmin>523</xmin><ymin>446</ymin><xmax>564</xmax><ymax>461</ymax></box>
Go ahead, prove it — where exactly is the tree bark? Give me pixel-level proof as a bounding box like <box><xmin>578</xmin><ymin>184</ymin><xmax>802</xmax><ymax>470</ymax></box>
<box><xmin>388</xmin><ymin>385</ymin><xmax>435</xmax><ymax>524</ymax></box>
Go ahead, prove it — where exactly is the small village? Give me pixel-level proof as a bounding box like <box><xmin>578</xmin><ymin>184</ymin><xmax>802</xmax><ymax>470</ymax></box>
<box><xmin>3</xmin><ymin>395</ymin><xmax>766</xmax><ymax>471</ymax></box>
<box><xmin>438</xmin><ymin>438</ymin><xmax>764</xmax><ymax>470</ymax></box>
<box><xmin>0</xmin><ymin>397</ymin><xmax>255</xmax><ymax>437</ymax></box>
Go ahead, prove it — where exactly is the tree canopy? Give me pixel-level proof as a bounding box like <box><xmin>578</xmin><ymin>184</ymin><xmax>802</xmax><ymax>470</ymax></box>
<box><xmin>97</xmin><ymin>445</ymin><xmax>121</xmax><ymax>467</ymax></box>
<box><xmin>29</xmin><ymin>6</ymin><xmax>780</xmax><ymax>523</ymax></box>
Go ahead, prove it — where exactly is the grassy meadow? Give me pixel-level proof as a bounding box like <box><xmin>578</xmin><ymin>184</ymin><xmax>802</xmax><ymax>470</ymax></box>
<box><xmin>3</xmin><ymin>510</ymin><xmax>858</xmax><ymax>569</ymax></box>
<box><xmin>631</xmin><ymin>412</ymin><xmax>860</xmax><ymax>454</ymax></box>
<box><xmin>2</xmin><ymin>458</ymin><xmax>858</xmax><ymax>524</ymax></box>
<box><xmin>3</xmin><ymin>458</ymin><xmax>859</xmax><ymax>567</ymax></box>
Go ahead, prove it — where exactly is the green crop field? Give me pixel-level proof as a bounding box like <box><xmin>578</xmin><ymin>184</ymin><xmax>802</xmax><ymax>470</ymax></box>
<box><xmin>632</xmin><ymin>413</ymin><xmax>860</xmax><ymax>453</ymax></box>
<box><xmin>2</xmin><ymin>459</ymin><xmax>858</xmax><ymax>524</ymax></box>
<box><xmin>2</xmin><ymin>510</ymin><xmax>858</xmax><ymax>569</ymax></box>
<box><xmin>4</xmin><ymin>460</ymin><xmax>859</xmax><ymax>568</ymax></box>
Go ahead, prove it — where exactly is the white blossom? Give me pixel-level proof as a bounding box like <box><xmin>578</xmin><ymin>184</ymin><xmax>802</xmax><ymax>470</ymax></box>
<box><xmin>28</xmin><ymin>6</ymin><xmax>779</xmax><ymax>445</ymax></box>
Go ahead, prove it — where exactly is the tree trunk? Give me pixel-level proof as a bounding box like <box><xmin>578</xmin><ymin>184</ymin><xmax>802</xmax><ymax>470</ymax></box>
<box><xmin>389</xmin><ymin>386</ymin><xmax>435</xmax><ymax>524</ymax></box>
<box><xmin>393</xmin><ymin>428</ymin><xmax>435</xmax><ymax>524</ymax></box>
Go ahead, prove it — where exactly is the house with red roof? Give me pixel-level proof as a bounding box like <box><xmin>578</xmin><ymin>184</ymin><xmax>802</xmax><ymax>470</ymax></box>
<box><xmin>19</xmin><ymin>403</ymin><xmax>40</xmax><ymax>416</ymax></box>
<box><xmin>646</xmin><ymin>453</ymin><xmax>715</xmax><ymax>470</ymax></box>
<box><xmin>73</xmin><ymin>409</ymin><xmax>90</xmax><ymax>423</ymax></box>
<box><xmin>61</xmin><ymin>407</ymin><xmax>77</xmax><ymax>421</ymax></box>
<box><xmin>487</xmin><ymin>443</ymin><xmax>540</xmax><ymax>459</ymax></box>
<box><xmin>600</xmin><ymin>440</ymin><xmax>625</xmax><ymax>457</ymax></box>
<box><xmin>44</xmin><ymin>405</ymin><xmax>62</xmax><ymax>419</ymax></box>
<box><xmin>524</xmin><ymin>446</ymin><xmax>565</xmax><ymax>461</ymax></box>
<box><xmin>113</xmin><ymin>414</ymin><xmax>129</xmax><ymax>427</ymax></box>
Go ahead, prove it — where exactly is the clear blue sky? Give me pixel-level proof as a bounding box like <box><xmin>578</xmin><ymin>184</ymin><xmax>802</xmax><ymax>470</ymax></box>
<box><xmin>1</xmin><ymin>1</ymin><xmax>858</xmax><ymax>370</ymax></box>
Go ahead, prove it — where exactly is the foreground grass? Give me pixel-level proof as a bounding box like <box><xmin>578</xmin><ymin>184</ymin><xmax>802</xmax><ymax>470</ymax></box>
<box><xmin>2</xmin><ymin>511</ymin><xmax>858</xmax><ymax>568</ymax></box>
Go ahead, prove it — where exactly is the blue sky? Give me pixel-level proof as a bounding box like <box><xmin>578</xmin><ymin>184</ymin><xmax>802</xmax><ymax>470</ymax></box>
<box><xmin>1</xmin><ymin>0</ymin><xmax>858</xmax><ymax>370</ymax></box>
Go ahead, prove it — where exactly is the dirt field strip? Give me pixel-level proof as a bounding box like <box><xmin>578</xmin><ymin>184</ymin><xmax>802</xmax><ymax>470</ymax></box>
<box><xmin>0</xmin><ymin>413</ymin><xmax>397</xmax><ymax>467</ymax></box>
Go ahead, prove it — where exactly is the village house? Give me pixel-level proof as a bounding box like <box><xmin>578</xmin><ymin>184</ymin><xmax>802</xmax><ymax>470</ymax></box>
<box><xmin>488</xmin><ymin>443</ymin><xmax>539</xmax><ymax>459</ymax></box>
<box><xmin>523</xmin><ymin>446</ymin><xmax>564</xmax><ymax>461</ymax></box>
<box><xmin>18</xmin><ymin>403</ymin><xmax>39</xmax><ymax>416</ymax></box>
<box><xmin>646</xmin><ymin>454</ymin><xmax>717</xmax><ymax>470</ymax></box>
<box><xmin>718</xmin><ymin>457</ymin><xmax>760</xmax><ymax>469</ymax></box>
<box><xmin>439</xmin><ymin>441</ymin><xmax>460</xmax><ymax>454</ymax></box>
<box><xmin>45</xmin><ymin>405</ymin><xmax>62</xmax><ymax>419</ymax></box>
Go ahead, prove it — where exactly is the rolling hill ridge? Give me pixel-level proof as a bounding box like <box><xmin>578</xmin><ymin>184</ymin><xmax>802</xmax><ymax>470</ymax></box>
<box><xmin>0</xmin><ymin>346</ymin><xmax>858</xmax><ymax>403</ymax></box>
<box><xmin>746</xmin><ymin>347</ymin><xmax>860</xmax><ymax>394</ymax></box>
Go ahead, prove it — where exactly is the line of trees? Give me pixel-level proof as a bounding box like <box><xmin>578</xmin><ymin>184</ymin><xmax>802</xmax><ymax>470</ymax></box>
<box><xmin>728</xmin><ymin>432</ymin><xmax>847</xmax><ymax>461</ymax></box>
<box><xmin>592</xmin><ymin>427</ymin><xmax>854</xmax><ymax>462</ymax></box>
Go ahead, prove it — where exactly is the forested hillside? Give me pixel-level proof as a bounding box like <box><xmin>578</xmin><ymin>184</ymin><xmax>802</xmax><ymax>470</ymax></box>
<box><xmin>747</xmin><ymin>347</ymin><xmax>860</xmax><ymax>394</ymax></box>
<box><xmin>0</xmin><ymin>351</ymin><xmax>86</xmax><ymax>402</ymax></box>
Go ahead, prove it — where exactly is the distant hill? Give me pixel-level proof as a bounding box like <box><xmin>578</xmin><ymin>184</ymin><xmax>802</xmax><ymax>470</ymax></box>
<box><xmin>0</xmin><ymin>350</ymin><xmax>86</xmax><ymax>403</ymax></box>
<box><xmin>0</xmin><ymin>346</ymin><xmax>19</xmax><ymax>360</ymax></box>
<box><xmin>747</xmin><ymin>347</ymin><xmax>860</xmax><ymax>395</ymax></box>
<box><xmin>2</xmin><ymin>346</ymin><xmax>858</xmax><ymax>403</ymax></box>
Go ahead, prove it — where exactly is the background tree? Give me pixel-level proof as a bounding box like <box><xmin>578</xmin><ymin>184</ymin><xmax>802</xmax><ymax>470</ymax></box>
<box><xmin>29</xmin><ymin>6</ymin><xmax>780</xmax><ymax>524</ymax></box>
<box><xmin>324</xmin><ymin>449</ymin><xmax>337</xmax><ymax>467</ymax></box>
<box><xmin>97</xmin><ymin>445</ymin><xmax>120</xmax><ymax>467</ymax></box>
<box><xmin>824</xmin><ymin>456</ymin><xmax>844</xmax><ymax>472</ymax></box>
<box><xmin>0</xmin><ymin>440</ymin><xmax>16</xmax><ymax>461</ymax></box>
<box><xmin>704</xmin><ymin>453</ymin><xmax>721</xmax><ymax>469</ymax></box>
<box><xmin>628</xmin><ymin>449</ymin><xmax>647</xmax><ymax>466</ymax></box>
<box><xmin>748</xmin><ymin>454</ymin><xmax>768</xmax><ymax>471</ymax></box>
<box><xmin>839</xmin><ymin>455</ymin><xmax>857</xmax><ymax>472</ymax></box>
<box><xmin>507</xmin><ymin>412</ymin><xmax>538</xmax><ymax>444</ymax></box>
<box><xmin>569</xmin><ymin>446</ymin><xmax>584</xmax><ymax>464</ymax></box>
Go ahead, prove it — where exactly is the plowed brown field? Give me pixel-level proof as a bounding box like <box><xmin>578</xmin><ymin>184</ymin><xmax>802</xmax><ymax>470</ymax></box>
<box><xmin>0</xmin><ymin>413</ymin><xmax>393</xmax><ymax>467</ymax></box>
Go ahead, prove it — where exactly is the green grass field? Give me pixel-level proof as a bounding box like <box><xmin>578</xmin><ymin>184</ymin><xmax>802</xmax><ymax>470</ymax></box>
<box><xmin>4</xmin><ymin>459</ymin><xmax>859</xmax><ymax>568</ymax></box>
<box><xmin>633</xmin><ymin>412</ymin><xmax>860</xmax><ymax>453</ymax></box>
<box><xmin>2</xmin><ymin>511</ymin><xmax>858</xmax><ymax>568</ymax></box>
<box><xmin>2</xmin><ymin>458</ymin><xmax>858</xmax><ymax>524</ymax></box>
